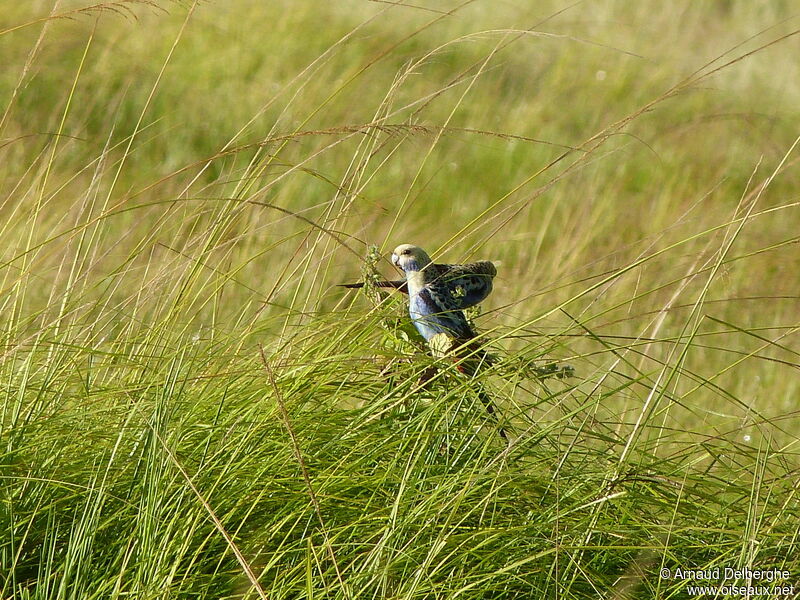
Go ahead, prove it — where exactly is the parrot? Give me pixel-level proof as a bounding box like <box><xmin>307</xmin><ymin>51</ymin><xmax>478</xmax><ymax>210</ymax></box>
<box><xmin>344</xmin><ymin>243</ymin><xmax>506</xmax><ymax>439</ymax></box>
<box><xmin>342</xmin><ymin>244</ymin><xmax>496</xmax><ymax>342</ymax></box>
<box><xmin>389</xmin><ymin>243</ymin><xmax>496</xmax><ymax>343</ymax></box>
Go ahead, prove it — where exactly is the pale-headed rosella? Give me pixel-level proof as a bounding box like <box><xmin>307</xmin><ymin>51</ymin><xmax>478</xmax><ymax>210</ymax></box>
<box><xmin>344</xmin><ymin>243</ymin><xmax>505</xmax><ymax>438</ymax></box>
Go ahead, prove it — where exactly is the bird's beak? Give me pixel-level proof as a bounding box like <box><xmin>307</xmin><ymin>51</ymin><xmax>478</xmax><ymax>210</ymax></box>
<box><xmin>391</xmin><ymin>253</ymin><xmax>399</xmax><ymax>267</ymax></box>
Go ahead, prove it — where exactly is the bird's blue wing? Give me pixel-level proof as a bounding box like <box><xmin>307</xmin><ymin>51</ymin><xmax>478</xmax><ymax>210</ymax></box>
<box><xmin>426</xmin><ymin>262</ymin><xmax>496</xmax><ymax>311</ymax></box>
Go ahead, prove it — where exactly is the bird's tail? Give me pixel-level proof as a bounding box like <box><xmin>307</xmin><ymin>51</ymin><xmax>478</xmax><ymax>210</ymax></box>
<box><xmin>444</xmin><ymin>337</ymin><xmax>507</xmax><ymax>441</ymax></box>
<box><xmin>475</xmin><ymin>386</ymin><xmax>507</xmax><ymax>440</ymax></box>
<box><xmin>339</xmin><ymin>280</ymin><xmax>409</xmax><ymax>293</ymax></box>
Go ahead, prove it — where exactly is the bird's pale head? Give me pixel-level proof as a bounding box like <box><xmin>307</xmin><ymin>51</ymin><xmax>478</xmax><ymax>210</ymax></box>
<box><xmin>391</xmin><ymin>244</ymin><xmax>432</xmax><ymax>273</ymax></box>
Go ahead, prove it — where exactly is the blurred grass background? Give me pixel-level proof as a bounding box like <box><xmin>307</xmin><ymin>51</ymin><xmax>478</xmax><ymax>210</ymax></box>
<box><xmin>1</xmin><ymin>1</ymin><xmax>799</xmax><ymax>598</ymax></box>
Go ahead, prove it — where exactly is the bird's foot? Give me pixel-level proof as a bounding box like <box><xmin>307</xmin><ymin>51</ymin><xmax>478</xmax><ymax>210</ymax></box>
<box><xmin>417</xmin><ymin>365</ymin><xmax>439</xmax><ymax>388</ymax></box>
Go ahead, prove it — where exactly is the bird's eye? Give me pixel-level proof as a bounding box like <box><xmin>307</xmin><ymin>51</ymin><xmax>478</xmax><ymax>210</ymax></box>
<box><xmin>402</xmin><ymin>249</ymin><xmax>410</xmax><ymax>255</ymax></box>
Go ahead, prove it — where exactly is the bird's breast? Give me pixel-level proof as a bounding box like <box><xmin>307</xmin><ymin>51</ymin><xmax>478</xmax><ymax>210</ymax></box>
<box><xmin>404</xmin><ymin>270</ymin><xmax>425</xmax><ymax>294</ymax></box>
<box><xmin>408</xmin><ymin>288</ymin><xmax>435</xmax><ymax>319</ymax></box>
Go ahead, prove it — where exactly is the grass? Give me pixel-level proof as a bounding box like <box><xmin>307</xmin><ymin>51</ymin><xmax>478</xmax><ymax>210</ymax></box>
<box><xmin>1</xmin><ymin>0</ymin><xmax>799</xmax><ymax>598</ymax></box>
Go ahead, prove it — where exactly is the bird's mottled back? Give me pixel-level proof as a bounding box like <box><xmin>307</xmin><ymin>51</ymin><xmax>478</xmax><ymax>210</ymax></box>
<box><xmin>463</xmin><ymin>261</ymin><xmax>496</xmax><ymax>277</ymax></box>
<box><xmin>424</xmin><ymin>261</ymin><xmax>496</xmax><ymax>312</ymax></box>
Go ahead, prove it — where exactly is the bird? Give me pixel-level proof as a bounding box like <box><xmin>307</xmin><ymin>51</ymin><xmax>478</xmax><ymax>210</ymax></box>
<box><xmin>346</xmin><ymin>243</ymin><xmax>505</xmax><ymax>438</ymax></box>
<box><xmin>389</xmin><ymin>244</ymin><xmax>496</xmax><ymax>343</ymax></box>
